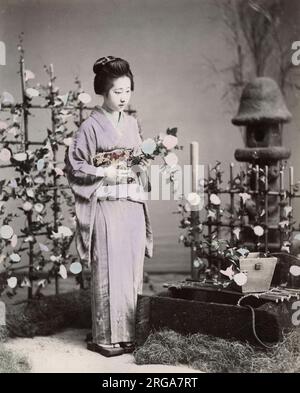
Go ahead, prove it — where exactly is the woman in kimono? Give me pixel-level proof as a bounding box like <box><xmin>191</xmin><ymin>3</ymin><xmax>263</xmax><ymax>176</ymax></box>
<box><xmin>64</xmin><ymin>56</ymin><xmax>153</xmax><ymax>357</ymax></box>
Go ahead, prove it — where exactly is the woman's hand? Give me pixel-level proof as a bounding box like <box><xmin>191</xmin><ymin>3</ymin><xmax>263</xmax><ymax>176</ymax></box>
<box><xmin>103</xmin><ymin>165</ymin><xmax>133</xmax><ymax>185</ymax></box>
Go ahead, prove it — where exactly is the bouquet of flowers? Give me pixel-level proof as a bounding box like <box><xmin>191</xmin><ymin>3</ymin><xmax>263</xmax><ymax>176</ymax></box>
<box><xmin>130</xmin><ymin>128</ymin><xmax>180</xmax><ymax>167</ymax></box>
<box><xmin>92</xmin><ymin>128</ymin><xmax>182</xmax><ymax>187</ymax></box>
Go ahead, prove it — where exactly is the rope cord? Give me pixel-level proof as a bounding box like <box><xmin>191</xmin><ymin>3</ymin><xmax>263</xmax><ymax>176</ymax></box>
<box><xmin>245</xmin><ymin>305</ymin><xmax>280</xmax><ymax>349</ymax></box>
<box><xmin>235</xmin><ymin>253</ymin><xmax>300</xmax><ymax>349</ymax></box>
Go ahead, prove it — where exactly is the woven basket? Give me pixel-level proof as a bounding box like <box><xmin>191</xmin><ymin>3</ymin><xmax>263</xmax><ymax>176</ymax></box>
<box><xmin>239</xmin><ymin>252</ymin><xmax>277</xmax><ymax>293</ymax></box>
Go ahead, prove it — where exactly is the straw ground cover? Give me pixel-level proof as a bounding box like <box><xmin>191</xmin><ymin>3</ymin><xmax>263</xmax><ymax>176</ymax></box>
<box><xmin>134</xmin><ymin>329</ymin><xmax>300</xmax><ymax>373</ymax></box>
<box><xmin>0</xmin><ymin>344</ymin><xmax>31</xmax><ymax>373</ymax></box>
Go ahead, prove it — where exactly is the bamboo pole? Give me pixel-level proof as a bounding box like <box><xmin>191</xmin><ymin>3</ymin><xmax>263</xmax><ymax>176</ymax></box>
<box><xmin>230</xmin><ymin>163</ymin><xmax>234</xmax><ymax>246</ymax></box>
<box><xmin>75</xmin><ymin>80</ymin><xmax>85</xmax><ymax>290</ymax></box>
<box><xmin>289</xmin><ymin>166</ymin><xmax>294</xmax><ymax>212</ymax></box>
<box><xmin>279</xmin><ymin>165</ymin><xmax>285</xmax><ymax>249</ymax></box>
<box><xmin>255</xmin><ymin>164</ymin><xmax>260</xmax><ymax>250</ymax></box>
<box><xmin>215</xmin><ymin>164</ymin><xmax>221</xmax><ymax>281</ymax></box>
<box><xmin>288</xmin><ymin>166</ymin><xmax>294</xmax><ymax>245</ymax></box>
<box><xmin>264</xmin><ymin>165</ymin><xmax>269</xmax><ymax>253</ymax></box>
<box><xmin>190</xmin><ymin>141</ymin><xmax>199</xmax><ymax>280</ymax></box>
<box><xmin>207</xmin><ymin>163</ymin><xmax>212</xmax><ymax>268</ymax></box>
<box><xmin>49</xmin><ymin>63</ymin><xmax>60</xmax><ymax>296</ymax></box>
<box><xmin>19</xmin><ymin>48</ymin><xmax>35</xmax><ymax>299</ymax></box>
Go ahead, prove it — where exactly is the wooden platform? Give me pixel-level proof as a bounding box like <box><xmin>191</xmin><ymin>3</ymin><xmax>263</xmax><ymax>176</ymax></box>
<box><xmin>135</xmin><ymin>281</ymin><xmax>300</xmax><ymax>346</ymax></box>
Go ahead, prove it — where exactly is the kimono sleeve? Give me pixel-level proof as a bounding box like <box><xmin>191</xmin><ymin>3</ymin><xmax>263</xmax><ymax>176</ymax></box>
<box><xmin>64</xmin><ymin>119</ymin><xmax>105</xmax><ymax>200</ymax></box>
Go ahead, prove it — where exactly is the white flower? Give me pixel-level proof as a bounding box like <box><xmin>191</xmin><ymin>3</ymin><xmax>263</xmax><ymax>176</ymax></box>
<box><xmin>58</xmin><ymin>225</ymin><xmax>73</xmax><ymax>237</ymax></box>
<box><xmin>50</xmin><ymin>255</ymin><xmax>61</xmax><ymax>262</ymax></box>
<box><xmin>281</xmin><ymin>242</ymin><xmax>290</xmax><ymax>253</ymax></box>
<box><xmin>220</xmin><ymin>265</ymin><xmax>235</xmax><ymax>280</ymax></box>
<box><xmin>293</xmin><ymin>233</ymin><xmax>300</xmax><ymax>241</ymax></box>
<box><xmin>7</xmin><ymin>277</ymin><xmax>18</xmax><ymax>289</ymax></box>
<box><xmin>10</xmin><ymin>253</ymin><xmax>21</xmax><ymax>263</ymax></box>
<box><xmin>78</xmin><ymin>93</ymin><xmax>91</xmax><ymax>104</ymax></box>
<box><xmin>38</xmin><ymin>279</ymin><xmax>47</xmax><ymax>288</ymax></box>
<box><xmin>284</xmin><ymin>206</ymin><xmax>293</xmax><ymax>217</ymax></box>
<box><xmin>26</xmin><ymin>188</ymin><xmax>35</xmax><ymax>198</ymax></box>
<box><xmin>8</xmin><ymin>126</ymin><xmax>19</xmax><ymax>136</ymax></box>
<box><xmin>1</xmin><ymin>91</ymin><xmax>14</xmax><ymax>106</ymax></box>
<box><xmin>21</xmin><ymin>277</ymin><xmax>31</xmax><ymax>288</ymax></box>
<box><xmin>23</xmin><ymin>201</ymin><xmax>33</xmax><ymax>211</ymax></box>
<box><xmin>164</xmin><ymin>152</ymin><xmax>178</xmax><ymax>167</ymax></box>
<box><xmin>233</xmin><ymin>227</ymin><xmax>241</xmax><ymax>240</ymax></box>
<box><xmin>0</xmin><ymin>121</ymin><xmax>8</xmax><ymax>131</ymax></box>
<box><xmin>186</xmin><ymin>192</ymin><xmax>201</xmax><ymax>206</ymax></box>
<box><xmin>10</xmin><ymin>234</ymin><xmax>18</xmax><ymax>248</ymax></box>
<box><xmin>26</xmin><ymin>88</ymin><xmax>39</xmax><ymax>98</ymax></box>
<box><xmin>207</xmin><ymin>210</ymin><xmax>216</xmax><ymax>219</ymax></box>
<box><xmin>70</xmin><ymin>262</ymin><xmax>82</xmax><ymax>275</ymax></box>
<box><xmin>9</xmin><ymin>179</ymin><xmax>18</xmax><ymax>188</ymax></box>
<box><xmin>0</xmin><ymin>148</ymin><xmax>11</xmax><ymax>162</ymax></box>
<box><xmin>39</xmin><ymin>243</ymin><xmax>49</xmax><ymax>252</ymax></box>
<box><xmin>59</xmin><ymin>265</ymin><xmax>68</xmax><ymax>279</ymax></box>
<box><xmin>0</xmin><ymin>225</ymin><xmax>14</xmax><ymax>239</ymax></box>
<box><xmin>210</xmin><ymin>194</ymin><xmax>221</xmax><ymax>206</ymax></box>
<box><xmin>253</xmin><ymin>225</ymin><xmax>264</xmax><ymax>237</ymax></box>
<box><xmin>239</xmin><ymin>193</ymin><xmax>251</xmax><ymax>204</ymax></box>
<box><xmin>141</xmin><ymin>138</ymin><xmax>157</xmax><ymax>155</ymax></box>
<box><xmin>54</xmin><ymin>167</ymin><xmax>64</xmax><ymax>176</ymax></box>
<box><xmin>13</xmin><ymin>152</ymin><xmax>27</xmax><ymax>162</ymax></box>
<box><xmin>184</xmin><ymin>203</ymin><xmax>191</xmax><ymax>212</ymax></box>
<box><xmin>278</xmin><ymin>220</ymin><xmax>289</xmax><ymax>229</ymax></box>
<box><xmin>233</xmin><ymin>272</ymin><xmax>248</xmax><ymax>286</ymax></box>
<box><xmin>34</xmin><ymin>176</ymin><xmax>45</xmax><ymax>184</ymax></box>
<box><xmin>63</xmin><ymin>137</ymin><xmax>73</xmax><ymax>146</ymax></box>
<box><xmin>37</xmin><ymin>159</ymin><xmax>45</xmax><ymax>171</ymax></box>
<box><xmin>290</xmin><ymin>265</ymin><xmax>300</xmax><ymax>277</ymax></box>
<box><xmin>24</xmin><ymin>70</ymin><xmax>35</xmax><ymax>81</ymax></box>
<box><xmin>24</xmin><ymin>236</ymin><xmax>34</xmax><ymax>242</ymax></box>
<box><xmin>162</xmin><ymin>134</ymin><xmax>178</xmax><ymax>150</ymax></box>
<box><xmin>34</xmin><ymin>203</ymin><xmax>44</xmax><ymax>213</ymax></box>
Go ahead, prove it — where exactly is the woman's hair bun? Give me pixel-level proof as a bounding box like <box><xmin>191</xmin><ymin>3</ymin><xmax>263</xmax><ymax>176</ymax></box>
<box><xmin>93</xmin><ymin>56</ymin><xmax>116</xmax><ymax>74</ymax></box>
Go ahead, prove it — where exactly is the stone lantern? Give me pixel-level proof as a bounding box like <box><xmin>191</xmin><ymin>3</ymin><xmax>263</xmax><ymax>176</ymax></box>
<box><xmin>232</xmin><ymin>77</ymin><xmax>292</xmax><ymax>251</ymax></box>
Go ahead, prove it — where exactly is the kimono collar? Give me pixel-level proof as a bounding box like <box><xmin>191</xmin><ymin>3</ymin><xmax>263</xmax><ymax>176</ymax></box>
<box><xmin>90</xmin><ymin>106</ymin><xmax>125</xmax><ymax>133</ymax></box>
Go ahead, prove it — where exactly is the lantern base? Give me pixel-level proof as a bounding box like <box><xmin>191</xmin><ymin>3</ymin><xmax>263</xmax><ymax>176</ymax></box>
<box><xmin>235</xmin><ymin>146</ymin><xmax>290</xmax><ymax>163</ymax></box>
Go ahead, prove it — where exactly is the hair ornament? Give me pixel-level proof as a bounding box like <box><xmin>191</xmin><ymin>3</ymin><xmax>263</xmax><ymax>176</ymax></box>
<box><xmin>93</xmin><ymin>56</ymin><xmax>117</xmax><ymax>73</ymax></box>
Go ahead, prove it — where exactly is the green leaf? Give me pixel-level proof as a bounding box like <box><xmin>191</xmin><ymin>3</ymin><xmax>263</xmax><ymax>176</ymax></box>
<box><xmin>166</xmin><ymin>127</ymin><xmax>178</xmax><ymax>136</ymax></box>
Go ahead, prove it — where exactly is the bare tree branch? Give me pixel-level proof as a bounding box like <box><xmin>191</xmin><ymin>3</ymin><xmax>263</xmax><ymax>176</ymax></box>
<box><xmin>213</xmin><ymin>0</ymin><xmax>300</xmax><ymax>106</ymax></box>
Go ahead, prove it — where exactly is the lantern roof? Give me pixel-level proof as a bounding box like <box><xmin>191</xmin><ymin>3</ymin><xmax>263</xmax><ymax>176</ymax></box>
<box><xmin>232</xmin><ymin>77</ymin><xmax>292</xmax><ymax>126</ymax></box>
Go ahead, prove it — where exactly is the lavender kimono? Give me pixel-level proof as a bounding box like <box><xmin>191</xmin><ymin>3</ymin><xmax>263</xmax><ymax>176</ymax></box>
<box><xmin>64</xmin><ymin>107</ymin><xmax>153</xmax><ymax>344</ymax></box>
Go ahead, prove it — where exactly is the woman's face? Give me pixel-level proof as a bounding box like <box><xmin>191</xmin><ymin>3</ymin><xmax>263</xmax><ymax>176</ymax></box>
<box><xmin>103</xmin><ymin>76</ymin><xmax>132</xmax><ymax>112</ymax></box>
